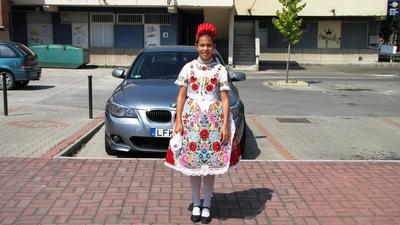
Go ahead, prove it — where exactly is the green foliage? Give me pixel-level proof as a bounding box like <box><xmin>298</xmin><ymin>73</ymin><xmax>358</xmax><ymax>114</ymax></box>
<box><xmin>272</xmin><ymin>0</ymin><xmax>306</xmax><ymax>45</ymax></box>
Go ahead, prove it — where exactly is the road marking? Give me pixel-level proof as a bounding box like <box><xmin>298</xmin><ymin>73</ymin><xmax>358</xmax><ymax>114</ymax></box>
<box><xmin>248</xmin><ymin>115</ymin><xmax>295</xmax><ymax>160</ymax></box>
<box><xmin>383</xmin><ymin>118</ymin><xmax>400</xmax><ymax>129</ymax></box>
<box><xmin>41</xmin><ymin>116</ymin><xmax>104</xmax><ymax>159</ymax></box>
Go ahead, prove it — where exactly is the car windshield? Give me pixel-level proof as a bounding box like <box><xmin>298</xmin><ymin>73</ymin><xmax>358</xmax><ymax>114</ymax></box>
<box><xmin>127</xmin><ymin>51</ymin><xmax>223</xmax><ymax>80</ymax></box>
<box><xmin>14</xmin><ymin>43</ymin><xmax>36</xmax><ymax>57</ymax></box>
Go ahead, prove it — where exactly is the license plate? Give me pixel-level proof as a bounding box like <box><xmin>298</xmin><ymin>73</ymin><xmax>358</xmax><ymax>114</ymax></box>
<box><xmin>151</xmin><ymin>128</ymin><xmax>173</xmax><ymax>137</ymax></box>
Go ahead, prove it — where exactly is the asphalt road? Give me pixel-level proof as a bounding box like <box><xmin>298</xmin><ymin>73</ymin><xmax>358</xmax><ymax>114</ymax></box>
<box><xmin>67</xmin><ymin>65</ymin><xmax>400</xmax><ymax>160</ymax></box>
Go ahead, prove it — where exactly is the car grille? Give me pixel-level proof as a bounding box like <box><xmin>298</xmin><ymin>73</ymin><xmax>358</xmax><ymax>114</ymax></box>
<box><xmin>130</xmin><ymin>136</ymin><xmax>170</xmax><ymax>150</ymax></box>
<box><xmin>146</xmin><ymin>110</ymin><xmax>172</xmax><ymax>123</ymax></box>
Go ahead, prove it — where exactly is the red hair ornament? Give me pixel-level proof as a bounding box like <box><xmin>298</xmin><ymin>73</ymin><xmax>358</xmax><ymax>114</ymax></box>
<box><xmin>196</xmin><ymin>22</ymin><xmax>217</xmax><ymax>41</ymax></box>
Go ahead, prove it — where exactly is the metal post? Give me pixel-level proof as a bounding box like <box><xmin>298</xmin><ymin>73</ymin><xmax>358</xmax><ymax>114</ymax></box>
<box><xmin>88</xmin><ymin>75</ymin><xmax>93</xmax><ymax>119</ymax></box>
<box><xmin>2</xmin><ymin>73</ymin><xmax>8</xmax><ymax>116</ymax></box>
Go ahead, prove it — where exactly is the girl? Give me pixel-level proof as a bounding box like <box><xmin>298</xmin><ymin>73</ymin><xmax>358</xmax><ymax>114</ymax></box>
<box><xmin>165</xmin><ymin>22</ymin><xmax>236</xmax><ymax>224</ymax></box>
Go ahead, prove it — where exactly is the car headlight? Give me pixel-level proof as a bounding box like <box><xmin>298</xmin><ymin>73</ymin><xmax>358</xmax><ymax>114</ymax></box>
<box><xmin>106</xmin><ymin>98</ymin><xmax>137</xmax><ymax>118</ymax></box>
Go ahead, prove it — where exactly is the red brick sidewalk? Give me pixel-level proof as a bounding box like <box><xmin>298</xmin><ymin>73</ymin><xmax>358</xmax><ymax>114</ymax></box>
<box><xmin>0</xmin><ymin>158</ymin><xmax>399</xmax><ymax>225</ymax></box>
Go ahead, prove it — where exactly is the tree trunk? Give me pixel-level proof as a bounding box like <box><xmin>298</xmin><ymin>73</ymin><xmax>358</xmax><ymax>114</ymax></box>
<box><xmin>286</xmin><ymin>43</ymin><xmax>291</xmax><ymax>83</ymax></box>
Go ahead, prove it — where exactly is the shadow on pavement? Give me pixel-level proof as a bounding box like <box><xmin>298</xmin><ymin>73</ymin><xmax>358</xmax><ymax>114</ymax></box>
<box><xmin>259</xmin><ymin>61</ymin><xmax>306</xmax><ymax>71</ymax></box>
<box><xmin>12</xmin><ymin>85</ymin><xmax>55</xmax><ymax>91</ymax></box>
<box><xmin>200</xmin><ymin>188</ymin><xmax>273</xmax><ymax>220</ymax></box>
<box><xmin>116</xmin><ymin>151</ymin><xmax>166</xmax><ymax>159</ymax></box>
<box><xmin>242</xmin><ymin>124</ymin><xmax>261</xmax><ymax>159</ymax></box>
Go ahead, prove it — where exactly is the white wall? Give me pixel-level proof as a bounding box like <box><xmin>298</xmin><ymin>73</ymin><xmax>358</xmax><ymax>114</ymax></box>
<box><xmin>235</xmin><ymin>0</ymin><xmax>387</xmax><ymax>17</ymax></box>
<box><xmin>12</xmin><ymin>0</ymin><xmax>233</xmax><ymax>7</ymax></box>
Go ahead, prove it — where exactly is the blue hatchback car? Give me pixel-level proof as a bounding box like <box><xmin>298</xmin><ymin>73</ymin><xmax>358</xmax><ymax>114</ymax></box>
<box><xmin>0</xmin><ymin>41</ymin><xmax>41</xmax><ymax>89</ymax></box>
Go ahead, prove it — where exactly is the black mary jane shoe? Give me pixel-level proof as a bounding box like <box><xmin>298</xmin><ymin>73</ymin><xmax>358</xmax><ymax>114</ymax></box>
<box><xmin>200</xmin><ymin>207</ymin><xmax>212</xmax><ymax>224</ymax></box>
<box><xmin>191</xmin><ymin>205</ymin><xmax>201</xmax><ymax>223</ymax></box>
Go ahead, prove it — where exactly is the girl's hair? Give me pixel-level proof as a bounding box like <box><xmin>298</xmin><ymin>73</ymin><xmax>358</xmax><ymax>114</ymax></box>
<box><xmin>195</xmin><ymin>23</ymin><xmax>217</xmax><ymax>44</ymax></box>
<box><xmin>195</xmin><ymin>32</ymin><xmax>216</xmax><ymax>45</ymax></box>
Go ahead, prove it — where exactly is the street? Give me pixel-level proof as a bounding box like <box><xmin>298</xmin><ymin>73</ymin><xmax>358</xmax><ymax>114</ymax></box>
<box><xmin>2</xmin><ymin>66</ymin><xmax>399</xmax><ymax>159</ymax></box>
<box><xmin>23</xmin><ymin>65</ymin><xmax>398</xmax><ymax>160</ymax></box>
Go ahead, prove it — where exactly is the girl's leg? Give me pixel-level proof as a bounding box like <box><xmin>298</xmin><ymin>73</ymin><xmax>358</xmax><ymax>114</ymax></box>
<box><xmin>189</xmin><ymin>176</ymin><xmax>202</xmax><ymax>222</ymax></box>
<box><xmin>189</xmin><ymin>176</ymin><xmax>202</xmax><ymax>206</ymax></box>
<box><xmin>202</xmin><ymin>175</ymin><xmax>215</xmax><ymax>207</ymax></box>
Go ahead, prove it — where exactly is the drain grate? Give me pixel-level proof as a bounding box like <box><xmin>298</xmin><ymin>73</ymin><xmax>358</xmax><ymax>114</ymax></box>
<box><xmin>276</xmin><ymin>118</ymin><xmax>311</xmax><ymax>123</ymax></box>
<box><xmin>337</xmin><ymin>88</ymin><xmax>373</xmax><ymax>91</ymax></box>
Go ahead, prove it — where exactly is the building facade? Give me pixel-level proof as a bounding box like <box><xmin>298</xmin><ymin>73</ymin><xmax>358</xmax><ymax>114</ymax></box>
<box><xmin>10</xmin><ymin>0</ymin><xmax>233</xmax><ymax>66</ymax></box>
<box><xmin>0</xmin><ymin>0</ymin><xmax>11</xmax><ymax>41</ymax></box>
<box><xmin>8</xmin><ymin>0</ymin><xmax>389</xmax><ymax>68</ymax></box>
<box><xmin>234</xmin><ymin>0</ymin><xmax>388</xmax><ymax>69</ymax></box>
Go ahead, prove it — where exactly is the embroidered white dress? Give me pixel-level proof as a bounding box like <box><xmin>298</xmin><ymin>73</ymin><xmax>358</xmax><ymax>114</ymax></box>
<box><xmin>164</xmin><ymin>59</ymin><xmax>236</xmax><ymax>176</ymax></box>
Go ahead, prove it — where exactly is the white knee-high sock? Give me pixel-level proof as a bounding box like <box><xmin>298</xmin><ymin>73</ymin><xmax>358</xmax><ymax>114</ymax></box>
<box><xmin>190</xmin><ymin>176</ymin><xmax>202</xmax><ymax>207</ymax></box>
<box><xmin>202</xmin><ymin>175</ymin><xmax>215</xmax><ymax>208</ymax></box>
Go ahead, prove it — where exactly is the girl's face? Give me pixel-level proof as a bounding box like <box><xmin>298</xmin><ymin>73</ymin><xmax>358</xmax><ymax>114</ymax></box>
<box><xmin>196</xmin><ymin>35</ymin><xmax>215</xmax><ymax>61</ymax></box>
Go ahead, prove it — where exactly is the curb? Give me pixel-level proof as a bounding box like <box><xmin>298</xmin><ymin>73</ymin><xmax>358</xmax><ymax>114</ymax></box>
<box><xmin>55</xmin><ymin>120</ymin><xmax>105</xmax><ymax>158</ymax></box>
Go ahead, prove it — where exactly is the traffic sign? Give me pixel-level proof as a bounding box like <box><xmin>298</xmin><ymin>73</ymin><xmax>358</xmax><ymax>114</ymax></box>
<box><xmin>388</xmin><ymin>0</ymin><xmax>399</xmax><ymax>15</ymax></box>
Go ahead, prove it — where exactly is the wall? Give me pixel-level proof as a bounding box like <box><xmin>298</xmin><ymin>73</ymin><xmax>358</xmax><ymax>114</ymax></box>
<box><xmin>0</xmin><ymin>0</ymin><xmax>10</xmax><ymax>41</ymax></box>
<box><xmin>235</xmin><ymin>0</ymin><xmax>387</xmax><ymax>17</ymax></box>
<box><xmin>12</xmin><ymin>0</ymin><xmax>233</xmax><ymax>7</ymax></box>
<box><xmin>88</xmin><ymin>47</ymin><xmax>142</xmax><ymax>66</ymax></box>
<box><xmin>259</xmin><ymin>49</ymin><xmax>378</xmax><ymax>64</ymax></box>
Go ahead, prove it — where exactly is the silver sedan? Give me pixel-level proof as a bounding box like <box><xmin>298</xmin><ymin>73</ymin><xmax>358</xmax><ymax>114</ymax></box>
<box><xmin>105</xmin><ymin>46</ymin><xmax>246</xmax><ymax>155</ymax></box>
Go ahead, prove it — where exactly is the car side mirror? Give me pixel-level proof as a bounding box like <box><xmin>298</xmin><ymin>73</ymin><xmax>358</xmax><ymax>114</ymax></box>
<box><xmin>112</xmin><ymin>68</ymin><xmax>125</xmax><ymax>79</ymax></box>
<box><xmin>231</xmin><ymin>72</ymin><xmax>246</xmax><ymax>82</ymax></box>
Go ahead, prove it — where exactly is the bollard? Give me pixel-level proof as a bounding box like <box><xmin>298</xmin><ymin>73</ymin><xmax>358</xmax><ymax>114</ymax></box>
<box><xmin>2</xmin><ymin>72</ymin><xmax>8</xmax><ymax>116</ymax></box>
<box><xmin>88</xmin><ymin>75</ymin><xmax>93</xmax><ymax>119</ymax></box>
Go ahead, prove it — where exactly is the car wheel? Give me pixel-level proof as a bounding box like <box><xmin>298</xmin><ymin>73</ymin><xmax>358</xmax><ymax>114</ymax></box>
<box><xmin>239</xmin><ymin>122</ymin><xmax>247</xmax><ymax>155</ymax></box>
<box><xmin>105</xmin><ymin>133</ymin><xmax>118</xmax><ymax>156</ymax></box>
<box><xmin>15</xmin><ymin>80</ymin><xmax>30</xmax><ymax>88</ymax></box>
<box><xmin>0</xmin><ymin>71</ymin><xmax>16</xmax><ymax>90</ymax></box>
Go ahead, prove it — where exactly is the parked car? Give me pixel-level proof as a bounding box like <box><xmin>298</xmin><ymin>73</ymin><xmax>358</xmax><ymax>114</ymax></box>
<box><xmin>0</xmin><ymin>41</ymin><xmax>41</xmax><ymax>90</ymax></box>
<box><xmin>105</xmin><ymin>45</ymin><xmax>246</xmax><ymax>156</ymax></box>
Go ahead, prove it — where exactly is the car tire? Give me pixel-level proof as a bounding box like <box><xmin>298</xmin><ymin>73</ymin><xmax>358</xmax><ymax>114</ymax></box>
<box><xmin>239</xmin><ymin>122</ymin><xmax>247</xmax><ymax>156</ymax></box>
<box><xmin>0</xmin><ymin>71</ymin><xmax>16</xmax><ymax>90</ymax></box>
<box><xmin>15</xmin><ymin>80</ymin><xmax>30</xmax><ymax>88</ymax></box>
<box><xmin>105</xmin><ymin>133</ymin><xmax>118</xmax><ymax>156</ymax></box>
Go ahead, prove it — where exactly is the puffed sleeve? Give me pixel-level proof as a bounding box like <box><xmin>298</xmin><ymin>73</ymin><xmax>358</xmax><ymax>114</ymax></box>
<box><xmin>175</xmin><ymin>63</ymin><xmax>189</xmax><ymax>87</ymax></box>
<box><xmin>219</xmin><ymin>65</ymin><xmax>230</xmax><ymax>91</ymax></box>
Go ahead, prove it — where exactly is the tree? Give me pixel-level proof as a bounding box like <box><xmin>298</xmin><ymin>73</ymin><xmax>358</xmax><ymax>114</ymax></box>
<box><xmin>380</xmin><ymin>16</ymin><xmax>400</xmax><ymax>44</ymax></box>
<box><xmin>272</xmin><ymin>0</ymin><xmax>306</xmax><ymax>83</ymax></box>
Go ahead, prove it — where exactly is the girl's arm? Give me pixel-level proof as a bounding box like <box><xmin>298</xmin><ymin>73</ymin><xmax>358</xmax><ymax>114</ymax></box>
<box><xmin>174</xmin><ymin>86</ymin><xmax>187</xmax><ymax>133</ymax></box>
<box><xmin>220</xmin><ymin>90</ymin><xmax>230</xmax><ymax>145</ymax></box>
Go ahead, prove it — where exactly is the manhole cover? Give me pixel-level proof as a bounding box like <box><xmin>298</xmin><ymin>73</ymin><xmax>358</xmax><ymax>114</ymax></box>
<box><xmin>276</xmin><ymin>118</ymin><xmax>311</xmax><ymax>123</ymax></box>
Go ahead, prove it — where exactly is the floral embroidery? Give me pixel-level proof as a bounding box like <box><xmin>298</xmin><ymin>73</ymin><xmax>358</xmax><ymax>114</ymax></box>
<box><xmin>189</xmin><ymin>142</ymin><xmax>197</xmax><ymax>151</ymax></box>
<box><xmin>170</xmin><ymin>59</ymin><xmax>235</xmax><ymax>174</ymax></box>
<box><xmin>191</xmin><ymin>83</ymin><xmax>199</xmax><ymax>91</ymax></box>
<box><xmin>205</xmin><ymin>84</ymin><xmax>214</xmax><ymax>92</ymax></box>
<box><xmin>200</xmin><ymin>129</ymin><xmax>209</xmax><ymax>139</ymax></box>
<box><xmin>213</xmin><ymin>141</ymin><xmax>221</xmax><ymax>152</ymax></box>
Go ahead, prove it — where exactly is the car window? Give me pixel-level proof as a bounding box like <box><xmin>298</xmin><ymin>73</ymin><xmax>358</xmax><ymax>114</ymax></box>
<box><xmin>128</xmin><ymin>51</ymin><xmax>224</xmax><ymax>79</ymax></box>
<box><xmin>0</xmin><ymin>45</ymin><xmax>17</xmax><ymax>57</ymax></box>
<box><xmin>14</xmin><ymin>43</ymin><xmax>35</xmax><ymax>57</ymax></box>
<box><xmin>128</xmin><ymin>52</ymin><xmax>198</xmax><ymax>79</ymax></box>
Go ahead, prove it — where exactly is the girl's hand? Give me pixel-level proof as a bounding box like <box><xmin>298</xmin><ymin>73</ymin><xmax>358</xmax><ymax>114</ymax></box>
<box><xmin>174</xmin><ymin>122</ymin><xmax>182</xmax><ymax>134</ymax></box>
<box><xmin>221</xmin><ymin>124</ymin><xmax>230</xmax><ymax>145</ymax></box>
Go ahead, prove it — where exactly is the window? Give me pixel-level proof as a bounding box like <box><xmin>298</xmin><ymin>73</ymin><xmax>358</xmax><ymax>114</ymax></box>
<box><xmin>90</xmin><ymin>13</ymin><xmax>115</xmax><ymax>47</ymax></box>
<box><xmin>145</xmin><ymin>14</ymin><xmax>171</xmax><ymax>24</ymax></box>
<box><xmin>14</xmin><ymin>43</ymin><xmax>35</xmax><ymax>57</ymax></box>
<box><xmin>128</xmin><ymin>52</ymin><xmax>198</xmax><ymax>79</ymax></box>
<box><xmin>60</xmin><ymin>12</ymin><xmax>88</xmax><ymax>24</ymax></box>
<box><xmin>117</xmin><ymin>14</ymin><xmax>144</xmax><ymax>24</ymax></box>
<box><xmin>0</xmin><ymin>45</ymin><xmax>16</xmax><ymax>57</ymax></box>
